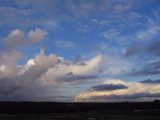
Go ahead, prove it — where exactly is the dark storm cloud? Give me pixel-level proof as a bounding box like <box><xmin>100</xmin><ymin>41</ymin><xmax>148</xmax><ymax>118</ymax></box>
<box><xmin>89</xmin><ymin>84</ymin><xmax>128</xmax><ymax>91</ymax></box>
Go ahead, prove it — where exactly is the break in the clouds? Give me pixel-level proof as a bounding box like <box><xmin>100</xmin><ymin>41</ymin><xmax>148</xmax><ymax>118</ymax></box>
<box><xmin>0</xmin><ymin>0</ymin><xmax>160</xmax><ymax>102</ymax></box>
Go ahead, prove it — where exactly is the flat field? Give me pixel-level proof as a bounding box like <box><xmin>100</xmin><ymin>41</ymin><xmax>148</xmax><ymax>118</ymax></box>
<box><xmin>0</xmin><ymin>110</ymin><xmax>159</xmax><ymax>120</ymax></box>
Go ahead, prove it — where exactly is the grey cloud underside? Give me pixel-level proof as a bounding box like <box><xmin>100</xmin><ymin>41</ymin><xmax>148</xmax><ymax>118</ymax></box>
<box><xmin>125</xmin><ymin>40</ymin><xmax>160</xmax><ymax>76</ymax></box>
<box><xmin>0</xmin><ymin>78</ymin><xmax>21</xmax><ymax>96</ymax></box>
<box><xmin>130</xmin><ymin>69</ymin><xmax>160</xmax><ymax>76</ymax></box>
<box><xmin>130</xmin><ymin>60</ymin><xmax>160</xmax><ymax>76</ymax></box>
<box><xmin>57</xmin><ymin>74</ymin><xmax>97</xmax><ymax>82</ymax></box>
<box><xmin>140</xmin><ymin>79</ymin><xmax>160</xmax><ymax>84</ymax></box>
<box><xmin>89</xmin><ymin>84</ymin><xmax>128</xmax><ymax>91</ymax></box>
<box><xmin>88</xmin><ymin>93</ymin><xmax>160</xmax><ymax>101</ymax></box>
<box><xmin>125</xmin><ymin>40</ymin><xmax>160</xmax><ymax>57</ymax></box>
<box><xmin>0</xmin><ymin>68</ymin><xmax>97</xmax><ymax>101</ymax></box>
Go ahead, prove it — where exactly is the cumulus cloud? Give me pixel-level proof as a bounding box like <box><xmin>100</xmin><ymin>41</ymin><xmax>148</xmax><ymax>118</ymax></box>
<box><xmin>75</xmin><ymin>79</ymin><xmax>160</xmax><ymax>102</ymax></box>
<box><xmin>4</xmin><ymin>28</ymin><xmax>47</xmax><ymax>50</ymax></box>
<box><xmin>28</xmin><ymin>28</ymin><xmax>47</xmax><ymax>42</ymax></box>
<box><xmin>0</xmin><ymin>49</ymin><xmax>102</xmax><ymax>101</ymax></box>
<box><xmin>4</xmin><ymin>29</ymin><xmax>25</xmax><ymax>50</ymax></box>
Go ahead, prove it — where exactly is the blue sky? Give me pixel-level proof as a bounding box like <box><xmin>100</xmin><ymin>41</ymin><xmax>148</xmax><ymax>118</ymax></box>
<box><xmin>0</xmin><ymin>0</ymin><xmax>160</xmax><ymax>102</ymax></box>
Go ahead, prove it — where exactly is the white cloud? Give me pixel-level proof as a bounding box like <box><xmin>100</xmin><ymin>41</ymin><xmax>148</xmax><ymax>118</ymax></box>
<box><xmin>75</xmin><ymin>79</ymin><xmax>160</xmax><ymax>102</ymax></box>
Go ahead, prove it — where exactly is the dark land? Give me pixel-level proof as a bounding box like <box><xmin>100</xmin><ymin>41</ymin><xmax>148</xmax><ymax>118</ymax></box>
<box><xmin>0</xmin><ymin>101</ymin><xmax>160</xmax><ymax>120</ymax></box>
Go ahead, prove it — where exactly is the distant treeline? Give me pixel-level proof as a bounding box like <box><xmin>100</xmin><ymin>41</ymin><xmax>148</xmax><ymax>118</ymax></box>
<box><xmin>0</xmin><ymin>101</ymin><xmax>160</xmax><ymax>114</ymax></box>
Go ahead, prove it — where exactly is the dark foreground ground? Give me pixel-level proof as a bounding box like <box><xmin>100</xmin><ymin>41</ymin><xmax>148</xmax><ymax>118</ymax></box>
<box><xmin>0</xmin><ymin>101</ymin><xmax>160</xmax><ymax>120</ymax></box>
<box><xmin>0</xmin><ymin>111</ymin><xmax>160</xmax><ymax>120</ymax></box>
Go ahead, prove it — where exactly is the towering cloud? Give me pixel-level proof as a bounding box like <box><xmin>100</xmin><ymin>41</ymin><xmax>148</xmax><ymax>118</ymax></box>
<box><xmin>0</xmin><ymin>48</ymin><xmax>102</xmax><ymax>101</ymax></box>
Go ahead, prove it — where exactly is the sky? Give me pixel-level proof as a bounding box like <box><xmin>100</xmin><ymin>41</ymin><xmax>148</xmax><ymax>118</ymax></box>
<box><xmin>0</xmin><ymin>0</ymin><xmax>160</xmax><ymax>102</ymax></box>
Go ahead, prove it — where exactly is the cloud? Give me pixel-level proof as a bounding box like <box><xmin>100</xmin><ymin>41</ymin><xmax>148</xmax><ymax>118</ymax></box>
<box><xmin>124</xmin><ymin>44</ymin><xmax>142</xmax><ymax>57</ymax></box>
<box><xmin>4</xmin><ymin>28</ymin><xmax>47</xmax><ymax>50</ymax></box>
<box><xmin>88</xmin><ymin>84</ymin><xmax>127</xmax><ymax>91</ymax></box>
<box><xmin>57</xmin><ymin>73</ymin><xmax>97</xmax><ymax>83</ymax></box>
<box><xmin>124</xmin><ymin>40</ymin><xmax>160</xmax><ymax>76</ymax></box>
<box><xmin>135</xmin><ymin>18</ymin><xmax>160</xmax><ymax>40</ymax></box>
<box><xmin>100</xmin><ymin>55</ymin><xmax>134</xmax><ymax>76</ymax></box>
<box><xmin>4</xmin><ymin>29</ymin><xmax>25</xmax><ymax>50</ymax></box>
<box><xmin>81</xmin><ymin>93</ymin><xmax>160</xmax><ymax>102</ymax></box>
<box><xmin>111</xmin><ymin>2</ymin><xmax>131</xmax><ymax>15</ymax></box>
<box><xmin>0</xmin><ymin>49</ymin><xmax>102</xmax><ymax>101</ymax></box>
<box><xmin>140</xmin><ymin>79</ymin><xmax>160</xmax><ymax>84</ymax></box>
<box><xmin>55</xmin><ymin>40</ymin><xmax>76</xmax><ymax>49</ymax></box>
<box><xmin>38</xmin><ymin>54</ymin><xmax>102</xmax><ymax>85</ymax></box>
<box><xmin>68</xmin><ymin>1</ymin><xmax>95</xmax><ymax>19</ymax></box>
<box><xmin>124</xmin><ymin>40</ymin><xmax>160</xmax><ymax>57</ymax></box>
<box><xmin>28</xmin><ymin>28</ymin><xmax>47</xmax><ymax>42</ymax></box>
<box><xmin>129</xmin><ymin>61</ymin><xmax>160</xmax><ymax>76</ymax></box>
<box><xmin>75</xmin><ymin>79</ymin><xmax>160</xmax><ymax>102</ymax></box>
<box><xmin>147</xmin><ymin>40</ymin><xmax>160</xmax><ymax>56</ymax></box>
<box><xmin>100</xmin><ymin>28</ymin><xmax>120</xmax><ymax>40</ymax></box>
<box><xmin>0</xmin><ymin>51</ymin><xmax>22</xmax><ymax>78</ymax></box>
<box><xmin>128</xmin><ymin>12</ymin><xmax>143</xmax><ymax>22</ymax></box>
